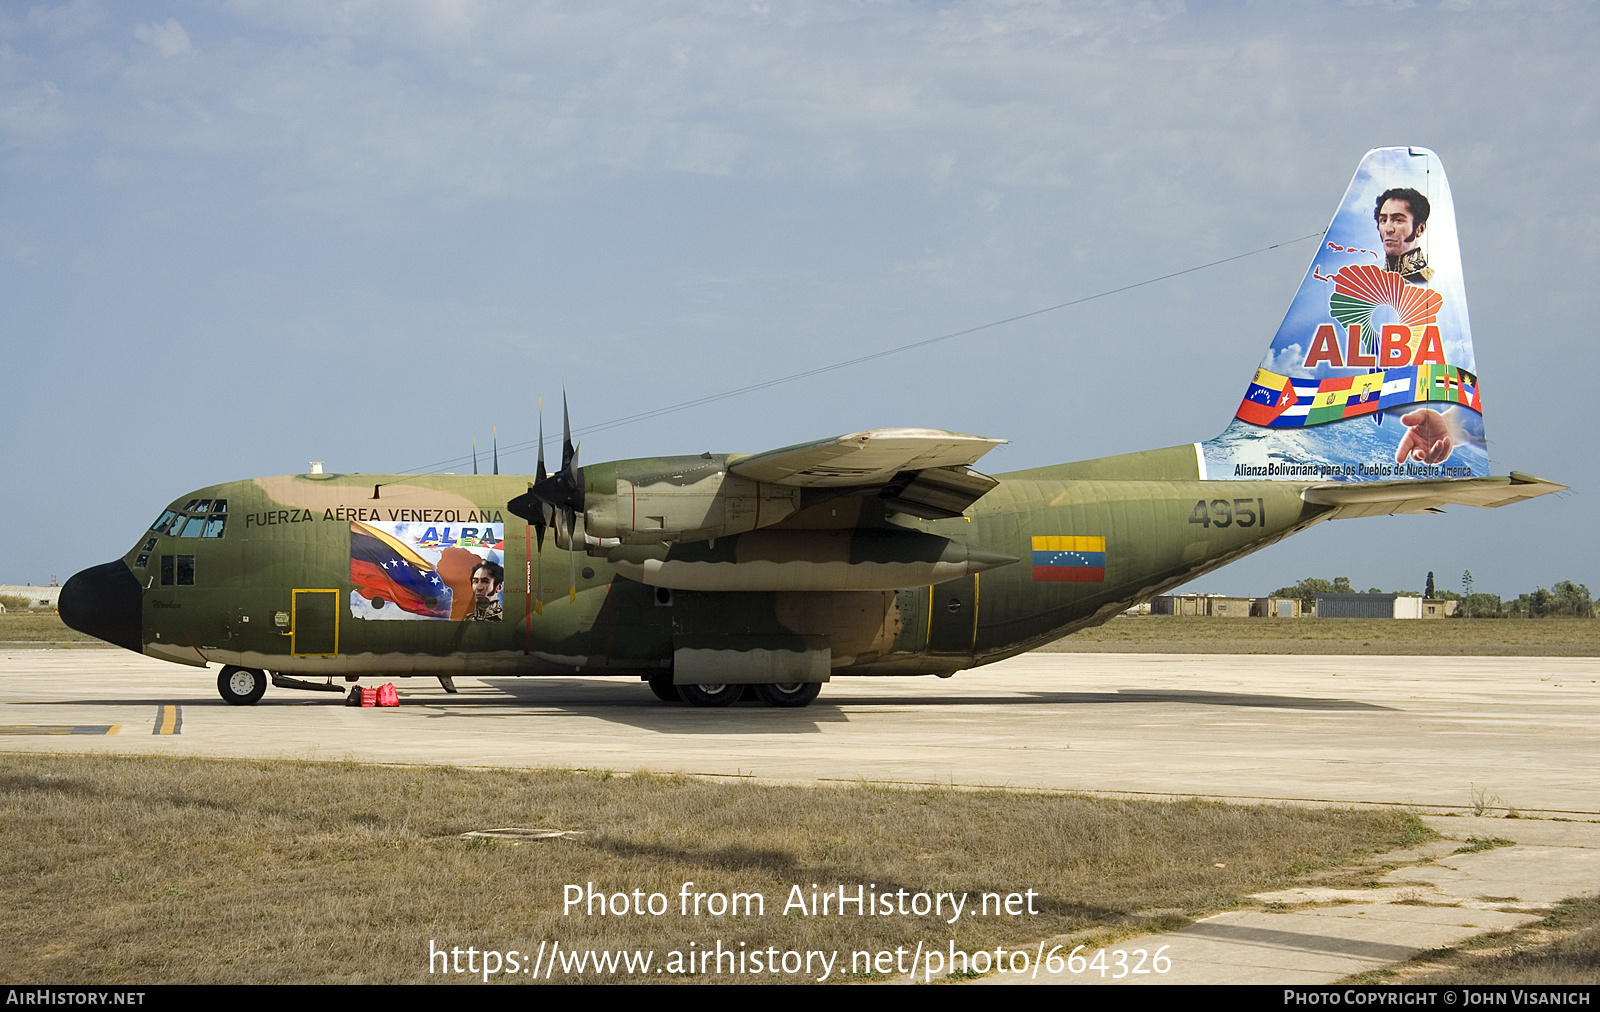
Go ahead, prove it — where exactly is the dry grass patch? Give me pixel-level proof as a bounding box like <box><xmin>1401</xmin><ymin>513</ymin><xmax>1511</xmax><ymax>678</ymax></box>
<box><xmin>1042</xmin><ymin>616</ymin><xmax>1600</xmax><ymax>655</ymax></box>
<box><xmin>0</xmin><ymin>612</ymin><xmax>97</xmax><ymax>644</ymax></box>
<box><xmin>0</xmin><ymin>754</ymin><xmax>1429</xmax><ymax>984</ymax></box>
<box><xmin>1345</xmin><ymin>896</ymin><xmax>1600</xmax><ymax>986</ymax></box>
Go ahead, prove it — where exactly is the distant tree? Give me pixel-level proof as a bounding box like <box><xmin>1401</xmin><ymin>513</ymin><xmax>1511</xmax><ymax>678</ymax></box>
<box><xmin>1551</xmin><ymin>581</ymin><xmax>1595</xmax><ymax>618</ymax></box>
<box><xmin>1459</xmin><ymin>592</ymin><xmax>1502</xmax><ymax>618</ymax></box>
<box><xmin>1332</xmin><ymin>576</ymin><xmax>1353</xmax><ymax>594</ymax></box>
<box><xmin>1511</xmin><ymin>588</ymin><xmax>1555</xmax><ymax>618</ymax></box>
<box><xmin>1269</xmin><ymin>578</ymin><xmax>1335</xmax><ymax>610</ymax></box>
<box><xmin>1425</xmin><ymin>571</ymin><xmax>1435</xmax><ymax>597</ymax></box>
<box><xmin>1504</xmin><ymin>584</ymin><xmax>1591</xmax><ymax>618</ymax></box>
<box><xmin>1510</xmin><ymin>586</ymin><xmax>1587</xmax><ymax>618</ymax></box>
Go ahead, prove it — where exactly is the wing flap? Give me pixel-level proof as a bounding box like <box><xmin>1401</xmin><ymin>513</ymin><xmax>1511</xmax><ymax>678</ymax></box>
<box><xmin>878</xmin><ymin>465</ymin><xmax>1000</xmax><ymax>520</ymax></box>
<box><xmin>1302</xmin><ymin>472</ymin><xmax>1566</xmax><ymax>516</ymax></box>
<box><xmin>728</xmin><ymin>428</ymin><xmax>1006</xmax><ymax>487</ymax></box>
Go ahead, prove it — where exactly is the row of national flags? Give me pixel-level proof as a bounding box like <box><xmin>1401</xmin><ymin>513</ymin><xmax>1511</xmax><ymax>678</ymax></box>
<box><xmin>1235</xmin><ymin>363</ymin><xmax>1480</xmax><ymax>428</ymax></box>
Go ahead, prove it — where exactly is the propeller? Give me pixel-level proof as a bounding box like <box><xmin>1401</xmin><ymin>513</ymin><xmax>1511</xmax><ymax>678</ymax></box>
<box><xmin>506</xmin><ymin>397</ymin><xmax>582</xmax><ymax>610</ymax></box>
<box><xmin>539</xmin><ymin>393</ymin><xmax>583</xmax><ymax>602</ymax></box>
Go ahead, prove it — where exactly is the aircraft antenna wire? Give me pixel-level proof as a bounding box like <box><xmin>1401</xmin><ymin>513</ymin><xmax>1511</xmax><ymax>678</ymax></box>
<box><xmin>406</xmin><ymin>230</ymin><xmax>1323</xmax><ymax>475</ymax></box>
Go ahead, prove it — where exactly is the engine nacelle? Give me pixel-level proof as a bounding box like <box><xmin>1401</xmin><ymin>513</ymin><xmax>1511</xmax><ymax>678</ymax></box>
<box><xmin>581</xmin><ymin>455</ymin><xmax>802</xmax><ymax>545</ymax></box>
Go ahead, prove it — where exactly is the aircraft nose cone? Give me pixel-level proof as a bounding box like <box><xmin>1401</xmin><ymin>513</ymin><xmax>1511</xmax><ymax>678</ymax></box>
<box><xmin>59</xmin><ymin>560</ymin><xmax>144</xmax><ymax>653</ymax></box>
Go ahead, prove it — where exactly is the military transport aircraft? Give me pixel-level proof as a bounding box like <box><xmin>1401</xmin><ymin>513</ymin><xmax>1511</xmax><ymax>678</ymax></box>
<box><xmin>60</xmin><ymin>147</ymin><xmax>1563</xmax><ymax>708</ymax></box>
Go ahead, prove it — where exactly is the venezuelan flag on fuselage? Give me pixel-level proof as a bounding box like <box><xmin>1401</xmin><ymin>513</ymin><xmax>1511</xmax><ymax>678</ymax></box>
<box><xmin>1031</xmin><ymin>535</ymin><xmax>1106</xmax><ymax>583</ymax></box>
<box><xmin>350</xmin><ymin>521</ymin><xmax>453</xmax><ymax>618</ymax></box>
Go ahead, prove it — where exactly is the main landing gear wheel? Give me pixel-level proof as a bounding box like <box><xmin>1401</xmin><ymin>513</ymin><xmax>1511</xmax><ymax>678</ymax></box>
<box><xmin>754</xmin><ymin>682</ymin><xmax>822</xmax><ymax>708</ymax></box>
<box><xmin>647</xmin><ymin>673</ymin><xmax>681</xmax><ymax>702</ymax></box>
<box><xmin>678</xmin><ymin>683</ymin><xmax>741</xmax><ymax>708</ymax></box>
<box><xmin>217</xmin><ymin>665</ymin><xmax>267</xmax><ymax>706</ymax></box>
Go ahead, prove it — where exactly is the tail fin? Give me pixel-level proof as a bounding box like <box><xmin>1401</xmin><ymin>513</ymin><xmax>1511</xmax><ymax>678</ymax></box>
<box><xmin>1200</xmin><ymin>147</ymin><xmax>1486</xmax><ymax>483</ymax></box>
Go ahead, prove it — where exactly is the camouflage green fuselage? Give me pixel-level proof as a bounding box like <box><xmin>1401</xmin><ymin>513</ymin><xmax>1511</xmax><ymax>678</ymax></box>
<box><xmin>115</xmin><ymin>444</ymin><xmax>1329</xmax><ymax>680</ymax></box>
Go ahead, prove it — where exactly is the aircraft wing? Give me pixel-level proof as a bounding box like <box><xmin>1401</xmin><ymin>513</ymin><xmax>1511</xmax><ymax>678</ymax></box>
<box><xmin>728</xmin><ymin>428</ymin><xmax>1007</xmax><ymax>519</ymax></box>
<box><xmin>1301</xmin><ymin>472</ymin><xmax>1567</xmax><ymax>518</ymax></box>
<box><xmin>728</xmin><ymin>428</ymin><xmax>1005</xmax><ymax>486</ymax></box>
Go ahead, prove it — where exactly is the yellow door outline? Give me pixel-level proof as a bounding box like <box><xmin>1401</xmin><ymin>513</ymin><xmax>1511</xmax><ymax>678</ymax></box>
<box><xmin>291</xmin><ymin>589</ymin><xmax>340</xmax><ymax>657</ymax></box>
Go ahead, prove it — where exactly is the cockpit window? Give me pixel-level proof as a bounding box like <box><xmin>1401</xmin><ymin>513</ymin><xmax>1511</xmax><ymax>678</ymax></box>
<box><xmin>153</xmin><ymin>498</ymin><xmax>229</xmax><ymax>538</ymax></box>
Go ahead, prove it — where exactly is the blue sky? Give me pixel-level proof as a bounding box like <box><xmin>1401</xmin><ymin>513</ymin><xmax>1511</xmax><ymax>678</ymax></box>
<box><xmin>2</xmin><ymin>0</ymin><xmax>1594</xmax><ymax>599</ymax></box>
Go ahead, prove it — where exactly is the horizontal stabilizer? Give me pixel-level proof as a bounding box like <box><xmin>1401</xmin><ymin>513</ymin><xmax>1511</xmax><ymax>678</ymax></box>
<box><xmin>729</xmin><ymin>428</ymin><xmax>1005</xmax><ymax>487</ymax></box>
<box><xmin>1301</xmin><ymin>471</ymin><xmax>1566</xmax><ymax>518</ymax></box>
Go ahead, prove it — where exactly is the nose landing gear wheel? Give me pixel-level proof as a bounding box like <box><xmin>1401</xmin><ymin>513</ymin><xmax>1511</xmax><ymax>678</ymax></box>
<box><xmin>678</xmin><ymin>683</ymin><xmax>741</xmax><ymax>707</ymax></box>
<box><xmin>754</xmin><ymin>682</ymin><xmax>822</xmax><ymax>708</ymax></box>
<box><xmin>217</xmin><ymin>665</ymin><xmax>268</xmax><ymax>705</ymax></box>
<box><xmin>647</xmin><ymin>673</ymin><xmax>681</xmax><ymax>702</ymax></box>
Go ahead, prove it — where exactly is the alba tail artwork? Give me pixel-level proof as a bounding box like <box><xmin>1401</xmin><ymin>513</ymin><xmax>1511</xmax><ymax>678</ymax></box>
<box><xmin>1202</xmin><ymin>146</ymin><xmax>1483</xmax><ymax>484</ymax></box>
<box><xmin>58</xmin><ymin>147</ymin><xmax>1565</xmax><ymax>710</ymax></box>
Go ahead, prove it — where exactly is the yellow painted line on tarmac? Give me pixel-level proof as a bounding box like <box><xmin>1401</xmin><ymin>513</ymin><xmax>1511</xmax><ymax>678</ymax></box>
<box><xmin>0</xmin><ymin>725</ymin><xmax>122</xmax><ymax>735</ymax></box>
<box><xmin>153</xmin><ymin>705</ymin><xmax>182</xmax><ymax>736</ymax></box>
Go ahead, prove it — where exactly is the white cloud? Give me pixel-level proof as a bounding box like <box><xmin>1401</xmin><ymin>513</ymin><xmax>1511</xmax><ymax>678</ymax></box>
<box><xmin>132</xmin><ymin>19</ymin><xmax>191</xmax><ymax>58</ymax></box>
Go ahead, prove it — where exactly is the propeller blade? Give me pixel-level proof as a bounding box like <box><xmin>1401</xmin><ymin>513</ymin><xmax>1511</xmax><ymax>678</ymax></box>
<box><xmin>472</xmin><ymin>437</ymin><xmax>478</xmax><ymax>476</ymax></box>
<box><xmin>492</xmin><ymin>426</ymin><xmax>499</xmax><ymax>476</ymax></box>
<box><xmin>536</xmin><ymin>403</ymin><xmax>547</xmax><ymax>485</ymax></box>
<box><xmin>566</xmin><ymin>509</ymin><xmax>578</xmax><ymax>602</ymax></box>
<box><xmin>534</xmin><ymin>536</ymin><xmax>543</xmax><ymax>615</ymax></box>
<box><xmin>561</xmin><ymin>390</ymin><xmax>575</xmax><ymax>474</ymax></box>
